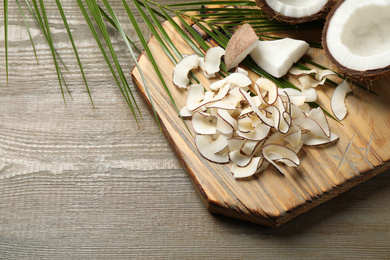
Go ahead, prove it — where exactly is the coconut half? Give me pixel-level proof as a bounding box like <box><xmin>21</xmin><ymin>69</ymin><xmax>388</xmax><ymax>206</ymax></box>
<box><xmin>256</xmin><ymin>0</ymin><xmax>333</xmax><ymax>24</ymax></box>
<box><xmin>323</xmin><ymin>0</ymin><xmax>390</xmax><ymax>79</ymax></box>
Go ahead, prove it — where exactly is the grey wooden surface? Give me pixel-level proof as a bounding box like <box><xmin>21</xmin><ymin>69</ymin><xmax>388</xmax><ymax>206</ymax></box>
<box><xmin>0</xmin><ymin>1</ymin><xmax>389</xmax><ymax>259</ymax></box>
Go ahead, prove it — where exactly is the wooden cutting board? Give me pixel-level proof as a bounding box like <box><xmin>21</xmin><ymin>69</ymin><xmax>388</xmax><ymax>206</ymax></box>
<box><xmin>131</xmin><ymin>16</ymin><xmax>390</xmax><ymax>227</ymax></box>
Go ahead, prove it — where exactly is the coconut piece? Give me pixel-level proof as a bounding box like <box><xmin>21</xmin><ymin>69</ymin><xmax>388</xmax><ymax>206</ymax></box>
<box><xmin>236</xmin><ymin>123</ymin><xmax>270</xmax><ymax>141</ymax></box>
<box><xmin>192</xmin><ymin>111</ymin><xmax>216</xmax><ymax>135</ymax></box>
<box><xmin>195</xmin><ymin>134</ymin><xmax>229</xmax><ymax>164</ymax></box>
<box><xmin>242</xmin><ymin>140</ymin><xmax>259</xmax><ymax>155</ymax></box>
<box><xmin>274</xmin><ymin>96</ymin><xmax>292</xmax><ymax>133</ymax></box>
<box><xmin>186</xmin><ymin>83</ymin><xmax>205</xmax><ymax>111</ymax></box>
<box><xmin>237</xmin><ymin>116</ymin><xmax>254</xmax><ymax>133</ymax></box>
<box><xmin>254</xmin><ymin>160</ymin><xmax>270</xmax><ymax>174</ymax></box>
<box><xmin>228</xmin><ymin>86</ymin><xmax>246</xmax><ymax>104</ymax></box>
<box><xmin>278</xmin><ymin>88</ymin><xmax>305</xmax><ymax>106</ymax></box>
<box><xmin>254</xmin><ymin>77</ymin><xmax>278</xmax><ymax>105</ymax></box>
<box><xmin>290</xmin><ymin>104</ymin><xmax>307</xmax><ymax>118</ymax></box>
<box><xmin>256</xmin><ymin>0</ymin><xmax>333</xmax><ymax>24</ymax></box>
<box><xmin>234</xmin><ymin>67</ymin><xmax>249</xmax><ymax>75</ymax></box>
<box><xmin>209</xmin><ymin>78</ymin><xmax>228</xmax><ymax>91</ymax></box>
<box><xmin>217</xmin><ymin>116</ymin><xmax>234</xmax><ymax>135</ymax></box>
<box><xmin>323</xmin><ymin>0</ymin><xmax>390</xmax><ymax>79</ymax></box>
<box><xmin>331</xmin><ymin>80</ymin><xmax>352</xmax><ymax>121</ymax></box>
<box><xmin>204</xmin><ymin>46</ymin><xmax>225</xmax><ymax>75</ymax></box>
<box><xmin>289</xmin><ymin>67</ymin><xmax>335</xmax><ymax>81</ymax></box>
<box><xmin>262</xmin><ymin>144</ymin><xmax>300</xmax><ymax>173</ymax></box>
<box><xmin>298</xmin><ymin>75</ymin><xmax>327</xmax><ymax>89</ymax></box>
<box><xmin>172</xmin><ymin>54</ymin><xmax>199</xmax><ymax>88</ymax></box>
<box><xmin>225</xmin><ymin>24</ymin><xmax>259</xmax><ymax>71</ymax></box>
<box><xmin>198</xmin><ymin>57</ymin><xmax>215</xmax><ymax>78</ymax></box>
<box><xmin>227</xmin><ymin>138</ymin><xmax>246</xmax><ymax>152</ymax></box>
<box><xmin>212</xmin><ymin>82</ymin><xmax>230</xmax><ymax>101</ymax></box>
<box><xmin>229</xmin><ymin>150</ymin><xmax>252</xmax><ymax>167</ymax></box>
<box><xmin>179</xmin><ymin>106</ymin><xmax>193</xmax><ymax>119</ymax></box>
<box><xmin>250</xmin><ymin>38</ymin><xmax>310</xmax><ymax>78</ymax></box>
<box><xmin>207</xmin><ymin>95</ymin><xmax>237</xmax><ymax>110</ymax></box>
<box><xmin>289</xmin><ymin>67</ymin><xmax>318</xmax><ymax>77</ymax></box>
<box><xmin>307</xmin><ymin>107</ymin><xmax>330</xmax><ymax>137</ymax></box>
<box><xmin>231</xmin><ymin>157</ymin><xmax>264</xmax><ymax>179</ymax></box>
<box><xmin>240</xmin><ymin>88</ymin><xmax>275</xmax><ymax>127</ymax></box>
<box><xmin>225</xmin><ymin>73</ymin><xmax>253</xmax><ymax>88</ymax></box>
<box><xmin>302</xmin><ymin>88</ymin><xmax>317</xmax><ymax>102</ymax></box>
<box><xmin>289</xmin><ymin>67</ymin><xmax>335</xmax><ymax>89</ymax></box>
<box><xmin>302</xmin><ymin>132</ymin><xmax>339</xmax><ymax>146</ymax></box>
<box><xmin>285</xmin><ymin>125</ymin><xmax>304</xmax><ymax>153</ymax></box>
<box><xmin>218</xmin><ymin>109</ymin><xmax>237</xmax><ymax>130</ymax></box>
<box><xmin>188</xmin><ymin>83</ymin><xmax>231</xmax><ymax>112</ymax></box>
<box><xmin>299</xmin><ymin>103</ymin><xmax>311</xmax><ymax>114</ymax></box>
<box><xmin>293</xmin><ymin>117</ymin><xmax>328</xmax><ymax>140</ymax></box>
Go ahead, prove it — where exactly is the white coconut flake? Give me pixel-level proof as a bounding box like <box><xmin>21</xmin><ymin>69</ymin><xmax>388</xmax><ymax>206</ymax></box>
<box><xmin>231</xmin><ymin>157</ymin><xmax>263</xmax><ymax>178</ymax></box>
<box><xmin>192</xmin><ymin>111</ymin><xmax>217</xmax><ymax>135</ymax></box>
<box><xmin>198</xmin><ymin>57</ymin><xmax>215</xmax><ymax>78</ymax></box>
<box><xmin>229</xmin><ymin>150</ymin><xmax>252</xmax><ymax>167</ymax></box>
<box><xmin>196</xmin><ymin>134</ymin><xmax>229</xmax><ymax>163</ymax></box>
<box><xmin>173</xmin><ymin>54</ymin><xmax>199</xmax><ymax>88</ymax></box>
<box><xmin>234</xmin><ymin>67</ymin><xmax>249</xmax><ymax>75</ymax></box>
<box><xmin>331</xmin><ymin>80</ymin><xmax>352</xmax><ymax>121</ymax></box>
<box><xmin>262</xmin><ymin>144</ymin><xmax>300</xmax><ymax>173</ymax></box>
<box><xmin>176</xmin><ymin>46</ymin><xmax>339</xmax><ymax>178</ymax></box>
<box><xmin>204</xmin><ymin>46</ymin><xmax>225</xmax><ymax>75</ymax></box>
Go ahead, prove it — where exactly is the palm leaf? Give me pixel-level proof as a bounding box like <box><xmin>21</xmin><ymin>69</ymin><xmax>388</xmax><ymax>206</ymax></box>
<box><xmin>54</xmin><ymin>0</ymin><xmax>93</xmax><ymax>106</ymax></box>
<box><xmin>15</xmin><ymin>0</ymin><xmax>38</xmax><ymax>63</ymax></box>
<box><xmin>35</xmin><ymin>0</ymin><xmax>68</xmax><ymax>103</ymax></box>
<box><xmin>4</xmin><ymin>0</ymin><xmax>375</xmax><ymax>127</ymax></box>
<box><xmin>142</xmin><ymin>1</ymin><xmax>182</xmax><ymax>62</ymax></box>
<box><xmin>4</xmin><ymin>0</ymin><xmax>8</xmax><ymax>84</ymax></box>
<box><xmin>97</xmin><ymin>6</ymin><xmax>142</xmax><ymax>54</ymax></box>
<box><xmin>85</xmin><ymin>0</ymin><xmax>141</xmax><ymax>123</ymax></box>
<box><xmin>166</xmin><ymin>1</ymin><xmax>257</xmax><ymax>7</ymax></box>
<box><xmin>134</xmin><ymin>0</ymin><xmax>178</xmax><ymax>64</ymax></box>
<box><xmin>77</xmin><ymin>0</ymin><xmax>134</xmax><ymax>109</ymax></box>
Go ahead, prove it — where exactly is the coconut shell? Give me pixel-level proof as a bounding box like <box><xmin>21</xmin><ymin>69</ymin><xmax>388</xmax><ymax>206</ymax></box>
<box><xmin>255</xmin><ymin>0</ymin><xmax>334</xmax><ymax>24</ymax></box>
<box><xmin>322</xmin><ymin>0</ymin><xmax>390</xmax><ymax>81</ymax></box>
<box><xmin>224</xmin><ymin>23</ymin><xmax>259</xmax><ymax>71</ymax></box>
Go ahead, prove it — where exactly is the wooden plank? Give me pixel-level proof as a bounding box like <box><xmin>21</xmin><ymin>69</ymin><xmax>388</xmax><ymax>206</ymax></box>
<box><xmin>131</xmin><ymin>16</ymin><xmax>390</xmax><ymax>227</ymax></box>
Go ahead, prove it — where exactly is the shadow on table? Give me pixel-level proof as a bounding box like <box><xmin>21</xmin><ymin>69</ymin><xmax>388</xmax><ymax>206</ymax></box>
<box><xmin>211</xmin><ymin>169</ymin><xmax>390</xmax><ymax>236</ymax></box>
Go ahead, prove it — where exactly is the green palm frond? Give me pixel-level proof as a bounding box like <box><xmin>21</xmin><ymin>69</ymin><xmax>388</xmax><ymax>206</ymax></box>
<box><xmin>55</xmin><ymin>0</ymin><xmax>93</xmax><ymax>106</ymax></box>
<box><xmin>15</xmin><ymin>0</ymin><xmax>38</xmax><ymax>63</ymax></box>
<box><xmin>3</xmin><ymin>0</ymin><xmax>372</xmax><ymax>127</ymax></box>
<box><xmin>85</xmin><ymin>0</ymin><xmax>142</xmax><ymax>123</ymax></box>
<box><xmin>4</xmin><ymin>0</ymin><xmax>8</xmax><ymax>85</ymax></box>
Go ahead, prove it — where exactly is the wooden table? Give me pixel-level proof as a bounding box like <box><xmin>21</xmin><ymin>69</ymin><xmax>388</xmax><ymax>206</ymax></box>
<box><xmin>1</xmin><ymin>1</ymin><xmax>389</xmax><ymax>258</ymax></box>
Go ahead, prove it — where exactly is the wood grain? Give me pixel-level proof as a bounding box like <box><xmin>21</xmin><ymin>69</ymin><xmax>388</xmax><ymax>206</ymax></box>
<box><xmin>0</xmin><ymin>0</ymin><xmax>389</xmax><ymax>258</ymax></box>
<box><xmin>131</xmin><ymin>16</ymin><xmax>390</xmax><ymax>227</ymax></box>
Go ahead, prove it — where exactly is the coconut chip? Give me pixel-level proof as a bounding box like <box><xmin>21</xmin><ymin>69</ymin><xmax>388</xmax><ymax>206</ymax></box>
<box><xmin>172</xmin><ymin>25</ymin><xmax>340</xmax><ymax>178</ymax></box>
<box><xmin>331</xmin><ymin>80</ymin><xmax>352</xmax><ymax>121</ymax></box>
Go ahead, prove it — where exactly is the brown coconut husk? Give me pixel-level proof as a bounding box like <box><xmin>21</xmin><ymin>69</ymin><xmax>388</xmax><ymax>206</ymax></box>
<box><xmin>322</xmin><ymin>0</ymin><xmax>390</xmax><ymax>81</ymax></box>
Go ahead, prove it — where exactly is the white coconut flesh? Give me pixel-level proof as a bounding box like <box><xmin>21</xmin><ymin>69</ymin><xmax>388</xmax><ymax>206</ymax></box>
<box><xmin>172</xmin><ymin>54</ymin><xmax>199</xmax><ymax>88</ymax></box>
<box><xmin>264</xmin><ymin>0</ymin><xmax>329</xmax><ymax>18</ymax></box>
<box><xmin>250</xmin><ymin>38</ymin><xmax>309</xmax><ymax>78</ymax></box>
<box><xmin>325</xmin><ymin>0</ymin><xmax>390</xmax><ymax>72</ymax></box>
<box><xmin>331</xmin><ymin>80</ymin><xmax>352</xmax><ymax>121</ymax></box>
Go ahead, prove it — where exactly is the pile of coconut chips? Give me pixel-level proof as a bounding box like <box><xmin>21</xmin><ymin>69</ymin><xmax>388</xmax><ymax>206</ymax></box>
<box><xmin>173</xmin><ymin>24</ymin><xmax>351</xmax><ymax>179</ymax></box>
